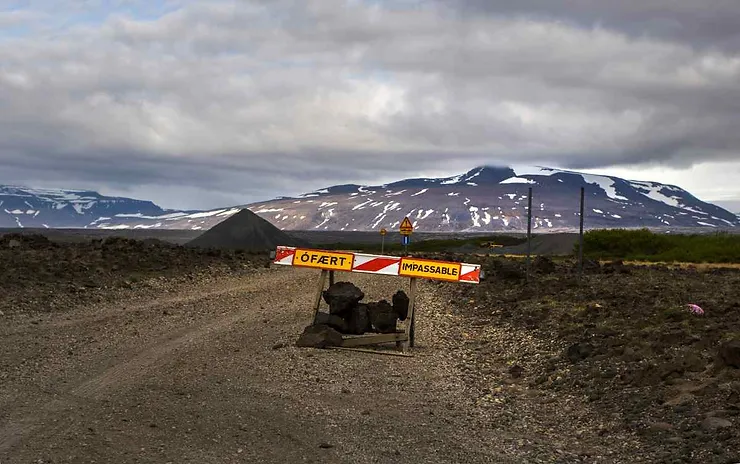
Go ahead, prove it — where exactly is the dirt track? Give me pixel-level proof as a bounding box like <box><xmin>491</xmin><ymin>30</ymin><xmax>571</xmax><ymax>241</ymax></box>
<box><xmin>0</xmin><ymin>267</ymin><xmax>517</xmax><ymax>464</ymax></box>
<box><xmin>2</xmin><ymin>240</ymin><xmax>740</xmax><ymax>463</ymax></box>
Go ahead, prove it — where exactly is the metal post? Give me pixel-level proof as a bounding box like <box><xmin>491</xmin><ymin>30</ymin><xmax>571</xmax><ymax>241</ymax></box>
<box><xmin>579</xmin><ymin>186</ymin><xmax>585</xmax><ymax>279</ymax></box>
<box><xmin>408</xmin><ymin>277</ymin><xmax>417</xmax><ymax>348</ymax></box>
<box><xmin>381</xmin><ymin>235</ymin><xmax>385</xmax><ymax>254</ymax></box>
<box><xmin>526</xmin><ymin>187</ymin><xmax>533</xmax><ymax>281</ymax></box>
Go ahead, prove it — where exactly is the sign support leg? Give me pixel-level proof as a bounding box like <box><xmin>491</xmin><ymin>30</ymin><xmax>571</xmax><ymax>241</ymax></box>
<box><xmin>329</xmin><ymin>270</ymin><xmax>335</xmax><ymax>287</ymax></box>
<box><xmin>526</xmin><ymin>186</ymin><xmax>533</xmax><ymax>282</ymax></box>
<box><xmin>579</xmin><ymin>186</ymin><xmax>585</xmax><ymax>280</ymax></box>
<box><xmin>402</xmin><ymin>277</ymin><xmax>418</xmax><ymax>352</ymax></box>
<box><xmin>312</xmin><ymin>269</ymin><xmax>329</xmax><ymax>324</ymax></box>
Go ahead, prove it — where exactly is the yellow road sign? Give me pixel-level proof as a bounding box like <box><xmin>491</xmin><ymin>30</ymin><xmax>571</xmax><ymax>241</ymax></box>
<box><xmin>398</xmin><ymin>257</ymin><xmax>461</xmax><ymax>282</ymax></box>
<box><xmin>380</xmin><ymin>228</ymin><xmax>387</xmax><ymax>236</ymax></box>
<box><xmin>293</xmin><ymin>249</ymin><xmax>354</xmax><ymax>272</ymax></box>
<box><xmin>399</xmin><ymin>217</ymin><xmax>413</xmax><ymax>235</ymax></box>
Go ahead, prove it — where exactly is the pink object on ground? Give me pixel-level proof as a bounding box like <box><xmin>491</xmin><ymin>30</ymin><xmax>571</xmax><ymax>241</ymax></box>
<box><xmin>686</xmin><ymin>304</ymin><xmax>704</xmax><ymax>315</ymax></box>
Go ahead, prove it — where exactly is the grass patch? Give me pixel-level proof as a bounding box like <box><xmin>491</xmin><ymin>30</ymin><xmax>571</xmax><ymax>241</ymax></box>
<box><xmin>578</xmin><ymin>228</ymin><xmax>740</xmax><ymax>263</ymax></box>
<box><xmin>318</xmin><ymin>234</ymin><xmax>527</xmax><ymax>254</ymax></box>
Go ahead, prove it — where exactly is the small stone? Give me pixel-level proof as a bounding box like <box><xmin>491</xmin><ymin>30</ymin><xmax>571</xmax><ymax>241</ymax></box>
<box><xmin>319</xmin><ymin>442</ymin><xmax>334</xmax><ymax>449</ymax></box>
<box><xmin>508</xmin><ymin>365</ymin><xmax>524</xmax><ymax>378</ymax></box>
<box><xmin>271</xmin><ymin>342</ymin><xmax>285</xmax><ymax>350</ymax></box>
<box><xmin>647</xmin><ymin>422</ymin><xmax>674</xmax><ymax>433</ymax></box>
<box><xmin>701</xmin><ymin>417</ymin><xmax>732</xmax><ymax>431</ymax></box>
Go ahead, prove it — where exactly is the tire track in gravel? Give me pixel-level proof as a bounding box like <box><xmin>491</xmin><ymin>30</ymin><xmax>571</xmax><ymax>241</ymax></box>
<box><xmin>0</xmin><ymin>267</ymin><xmax>316</xmax><ymax>456</ymax></box>
<box><xmin>2</xmin><ymin>268</ymin><xmax>284</xmax><ymax>337</ymax></box>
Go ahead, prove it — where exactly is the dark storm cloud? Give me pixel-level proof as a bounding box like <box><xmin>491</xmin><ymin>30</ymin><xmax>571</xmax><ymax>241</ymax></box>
<box><xmin>438</xmin><ymin>0</ymin><xmax>740</xmax><ymax>52</ymax></box>
<box><xmin>0</xmin><ymin>0</ymin><xmax>739</xmax><ymax>207</ymax></box>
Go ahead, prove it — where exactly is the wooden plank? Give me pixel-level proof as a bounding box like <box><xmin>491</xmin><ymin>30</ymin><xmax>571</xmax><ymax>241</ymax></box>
<box><xmin>327</xmin><ymin>346</ymin><xmax>414</xmax><ymax>357</ymax></box>
<box><xmin>340</xmin><ymin>332</ymin><xmax>408</xmax><ymax>347</ymax></box>
<box><xmin>311</xmin><ymin>269</ymin><xmax>328</xmax><ymax>324</ymax></box>
<box><xmin>342</xmin><ymin>330</ymin><xmax>405</xmax><ymax>338</ymax></box>
<box><xmin>402</xmin><ymin>277</ymin><xmax>417</xmax><ymax>352</ymax></box>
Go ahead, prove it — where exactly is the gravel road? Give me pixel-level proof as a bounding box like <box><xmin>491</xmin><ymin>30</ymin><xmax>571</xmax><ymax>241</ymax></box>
<box><xmin>4</xmin><ymin>260</ymin><xmax>736</xmax><ymax>463</ymax></box>
<box><xmin>0</xmin><ymin>266</ymin><xmax>514</xmax><ymax>464</ymax></box>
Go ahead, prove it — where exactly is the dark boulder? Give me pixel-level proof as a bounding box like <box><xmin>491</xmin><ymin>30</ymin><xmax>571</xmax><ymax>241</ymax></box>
<box><xmin>583</xmin><ymin>259</ymin><xmax>601</xmax><ymax>273</ymax></box>
<box><xmin>315</xmin><ymin>312</ymin><xmax>350</xmax><ymax>333</ymax></box>
<box><xmin>322</xmin><ymin>282</ymin><xmax>364</xmax><ymax>315</ymax></box>
<box><xmin>566</xmin><ymin>342</ymin><xmax>595</xmax><ymax>363</ymax></box>
<box><xmin>603</xmin><ymin>260</ymin><xmax>631</xmax><ymax>275</ymax></box>
<box><xmin>718</xmin><ymin>339</ymin><xmax>740</xmax><ymax>368</ymax></box>
<box><xmin>296</xmin><ymin>324</ymin><xmax>343</xmax><ymax>348</ymax></box>
<box><xmin>367</xmin><ymin>300</ymin><xmax>398</xmax><ymax>333</ymax></box>
<box><xmin>490</xmin><ymin>258</ymin><xmax>525</xmax><ymax>281</ymax></box>
<box><xmin>532</xmin><ymin>256</ymin><xmax>556</xmax><ymax>274</ymax></box>
<box><xmin>392</xmin><ymin>290</ymin><xmax>410</xmax><ymax>321</ymax></box>
<box><xmin>345</xmin><ymin>304</ymin><xmax>372</xmax><ymax>335</ymax></box>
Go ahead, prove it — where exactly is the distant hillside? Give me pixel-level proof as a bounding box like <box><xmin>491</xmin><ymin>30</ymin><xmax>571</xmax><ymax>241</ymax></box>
<box><xmin>235</xmin><ymin>166</ymin><xmax>738</xmax><ymax>232</ymax></box>
<box><xmin>0</xmin><ymin>185</ymin><xmax>240</xmax><ymax>230</ymax></box>
<box><xmin>2</xmin><ymin>166</ymin><xmax>737</xmax><ymax>231</ymax></box>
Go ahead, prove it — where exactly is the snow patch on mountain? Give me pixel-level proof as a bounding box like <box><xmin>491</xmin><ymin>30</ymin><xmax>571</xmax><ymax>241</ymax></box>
<box><xmin>512</xmin><ymin>166</ymin><xmax>560</xmax><ymax>177</ymax></box>
<box><xmin>500</xmin><ymin>177</ymin><xmax>537</xmax><ymax>185</ymax></box>
<box><xmin>441</xmin><ymin>174</ymin><xmax>464</xmax><ymax>185</ymax></box>
<box><xmin>629</xmin><ymin>181</ymin><xmax>682</xmax><ymax>208</ymax></box>
<box><xmin>579</xmin><ymin>174</ymin><xmax>629</xmax><ymax>201</ymax></box>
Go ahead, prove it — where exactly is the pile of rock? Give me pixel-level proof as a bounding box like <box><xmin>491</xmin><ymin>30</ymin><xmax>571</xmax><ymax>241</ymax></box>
<box><xmin>296</xmin><ymin>281</ymin><xmax>410</xmax><ymax>348</ymax></box>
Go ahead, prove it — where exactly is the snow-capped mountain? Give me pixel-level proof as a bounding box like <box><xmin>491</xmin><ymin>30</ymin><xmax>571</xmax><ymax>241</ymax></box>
<box><xmin>236</xmin><ymin>166</ymin><xmax>738</xmax><ymax>232</ymax></box>
<box><xmin>0</xmin><ymin>186</ymin><xmax>240</xmax><ymax>230</ymax></box>
<box><xmin>2</xmin><ymin>166</ymin><xmax>738</xmax><ymax>231</ymax></box>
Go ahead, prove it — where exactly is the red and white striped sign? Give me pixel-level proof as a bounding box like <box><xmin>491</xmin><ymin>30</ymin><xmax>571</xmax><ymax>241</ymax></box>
<box><xmin>351</xmin><ymin>253</ymin><xmax>401</xmax><ymax>276</ymax></box>
<box><xmin>273</xmin><ymin>246</ymin><xmax>481</xmax><ymax>284</ymax></box>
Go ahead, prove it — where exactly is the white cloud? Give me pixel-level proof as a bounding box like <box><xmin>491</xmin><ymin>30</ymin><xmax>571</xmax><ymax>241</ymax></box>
<box><xmin>0</xmin><ymin>0</ymin><xmax>739</xmax><ymax>208</ymax></box>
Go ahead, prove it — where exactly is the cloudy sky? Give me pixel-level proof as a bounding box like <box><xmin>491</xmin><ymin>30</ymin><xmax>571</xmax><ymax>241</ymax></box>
<box><xmin>1</xmin><ymin>0</ymin><xmax>739</xmax><ymax>210</ymax></box>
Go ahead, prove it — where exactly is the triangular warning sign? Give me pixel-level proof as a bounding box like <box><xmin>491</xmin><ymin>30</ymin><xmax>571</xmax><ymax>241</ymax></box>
<box><xmin>399</xmin><ymin>216</ymin><xmax>413</xmax><ymax>232</ymax></box>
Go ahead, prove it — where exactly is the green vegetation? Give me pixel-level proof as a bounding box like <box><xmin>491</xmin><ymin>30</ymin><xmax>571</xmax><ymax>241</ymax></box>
<box><xmin>578</xmin><ymin>228</ymin><xmax>740</xmax><ymax>263</ymax></box>
<box><xmin>319</xmin><ymin>234</ymin><xmax>526</xmax><ymax>254</ymax></box>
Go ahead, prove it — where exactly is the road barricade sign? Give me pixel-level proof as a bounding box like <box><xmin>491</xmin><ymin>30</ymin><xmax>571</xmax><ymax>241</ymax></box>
<box><xmin>274</xmin><ymin>246</ymin><xmax>480</xmax><ymax>284</ymax></box>
<box><xmin>273</xmin><ymin>245</ymin><xmax>481</xmax><ymax>352</ymax></box>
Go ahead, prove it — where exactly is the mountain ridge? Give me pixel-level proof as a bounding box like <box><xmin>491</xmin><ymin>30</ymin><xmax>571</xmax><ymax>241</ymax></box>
<box><xmin>1</xmin><ymin>166</ymin><xmax>737</xmax><ymax>232</ymax></box>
